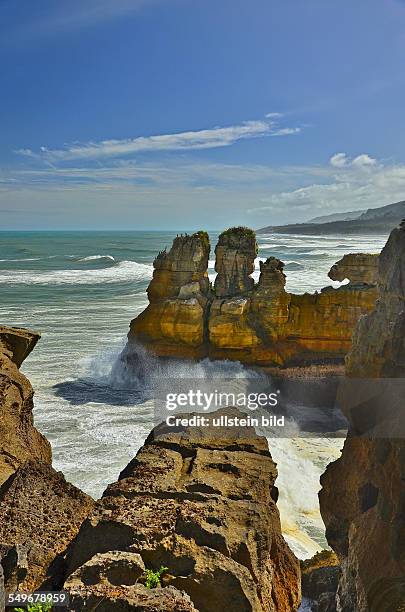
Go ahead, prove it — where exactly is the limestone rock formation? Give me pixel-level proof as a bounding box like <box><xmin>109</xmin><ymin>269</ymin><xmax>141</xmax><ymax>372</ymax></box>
<box><xmin>130</xmin><ymin>232</ymin><xmax>210</xmax><ymax>358</ymax></box>
<box><xmin>129</xmin><ymin>228</ymin><xmax>378</xmax><ymax>366</ymax></box>
<box><xmin>0</xmin><ymin>461</ymin><xmax>94</xmax><ymax>592</ymax></box>
<box><xmin>214</xmin><ymin>227</ymin><xmax>257</xmax><ymax>297</ymax></box>
<box><xmin>63</xmin><ymin>408</ymin><xmax>301</xmax><ymax>611</ymax></box>
<box><xmin>319</xmin><ymin>222</ymin><xmax>405</xmax><ymax>612</ymax></box>
<box><xmin>0</xmin><ymin>326</ymin><xmax>51</xmax><ymax>485</ymax></box>
<box><xmin>328</xmin><ymin>253</ymin><xmax>379</xmax><ymax>286</ymax></box>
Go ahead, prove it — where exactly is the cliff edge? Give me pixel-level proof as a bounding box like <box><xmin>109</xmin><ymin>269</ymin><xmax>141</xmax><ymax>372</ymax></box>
<box><xmin>319</xmin><ymin>222</ymin><xmax>405</xmax><ymax>611</ymax></box>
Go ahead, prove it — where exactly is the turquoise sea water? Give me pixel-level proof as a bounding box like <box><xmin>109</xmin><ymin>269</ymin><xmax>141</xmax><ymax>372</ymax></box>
<box><xmin>0</xmin><ymin>230</ymin><xmax>388</xmax><ymax>559</ymax></box>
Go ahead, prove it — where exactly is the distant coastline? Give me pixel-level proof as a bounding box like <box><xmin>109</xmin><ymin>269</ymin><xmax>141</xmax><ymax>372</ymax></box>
<box><xmin>258</xmin><ymin>200</ymin><xmax>405</xmax><ymax>235</ymax></box>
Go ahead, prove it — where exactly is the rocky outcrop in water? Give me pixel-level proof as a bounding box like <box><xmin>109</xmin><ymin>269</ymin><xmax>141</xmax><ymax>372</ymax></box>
<box><xmin>214</xmin><ymin>227</ymin><xmax>257</xmax><ymax>297</ymax></box>
<box><xmin>319</xmin><ymin>222</ymin><xmax>405</xmax><ymax>612</ymax></box>
<box><xmin>63</xmin><ymin>408</ymin><xmax>301</xmax><ymax>611</ymax></box>
<box><xmin>129</xmin><ymin>228</ymin><xmax>378</xmax><ymax>366</ymax></box>
<box><xmin>131</xmin><ymin>232</ymin><xmax>211</xmax><ymax>358</ymax></box>
<box><xmin>328</xmin><ymin>253</ymin><xmax>379</xmax><ymax>286</ymax></box>
<box><xmin>0</xmin><ymin>326</ymin><xmax>51</xmax><ymax>485</ymax></box>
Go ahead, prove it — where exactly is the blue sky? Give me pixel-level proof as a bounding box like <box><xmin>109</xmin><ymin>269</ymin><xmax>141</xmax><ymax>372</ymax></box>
<box><xmin>1</xmin><ymin>0</ymin><xmax>405</xmax><ymax>230</ymax></box>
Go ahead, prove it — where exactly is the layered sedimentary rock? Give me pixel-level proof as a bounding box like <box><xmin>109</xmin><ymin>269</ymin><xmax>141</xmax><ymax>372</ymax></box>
<box><xmin>214</xmin><ymin>227</ymin><xmax>257</xmax><ymax>297</ymax></box>
<box><xmin>319</xmin><ymin>222</ymin><xmax>405</xmax><ymax>612</ymax></box>
<box><xmin>63</xmin><ymin>408</ymin><xmax>301</xmax><ymax>611</ymax></box>
<box><xmin>328</xmin><ymin>253</ymin><xmax>379</xmax><ymax>286</ymax></box>
<box><xmin>0</xmin><ymin>326</ymin><xmax>51</xmax><ymax>485</ymax></box>
<box><xmin>130</xmin><ymin>232</ymin><xmax>210</xmax><ymax>358</ymax></box>
<box><xmin>0</xmin><ymin>328</ymin><xmax>95</xmax><ymax>592</ymax></box>
<box><xmin>130</xmin><ymin>228</ymin><xmax>378</xmax><ymax>366</ymax></box>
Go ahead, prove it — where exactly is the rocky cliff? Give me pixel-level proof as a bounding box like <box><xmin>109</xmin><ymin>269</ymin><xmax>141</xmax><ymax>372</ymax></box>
<box><xmin>129</xmin><ymin>228</ymin><xmax>378</xmax><ymax>366</ymax></box>
<box><xmin>0</xmin><ymin>328</ymin><xmax>94</xmax><ymax>592</ymax></box>
<box><xmin>319</xmin><ymin>222</ymin><xmax>405</xmax><ymax>611</ymax></box>
<box><xmin>0</xmin><ymin>326</ymin><xmax>51</xmax><ymax>485</ymax></box>
<box><xmin>62</xmin><ymin>408</ymin><xmax>301</xmax><ymax>611</ymax></box>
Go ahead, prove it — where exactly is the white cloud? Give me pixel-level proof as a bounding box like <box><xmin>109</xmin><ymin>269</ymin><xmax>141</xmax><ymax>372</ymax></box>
<box><xmin>271</xmin><ymin>127</ymin><xmax>301</xmax><ymax>137</ymax></box>
<box><xmin>351</xmin><ymin>153</ymin><xmax>377</xmax><ymax>168</ymax></box>
<box><xmin>330</xmin><ymin>153</ymin><xmax>348</xmax><ymax>167</ymax></box>
<box><xmin>248</xmin><ymin>153</ymin><xmax>405</xmax><ymax>216</ymax></box>
<box><xmin>16</xmin><ymin>118</ymin><xmax>301</xmax><ymax>162</ymax></box>
<box><xmin>330</xmin><ymin>152</ymin><xmax>377</xmax><ymax>168</ymax></box>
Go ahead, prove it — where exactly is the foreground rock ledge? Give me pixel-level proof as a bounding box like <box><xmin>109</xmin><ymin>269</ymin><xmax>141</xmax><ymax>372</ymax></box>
<box><xmin>129</xmin><ymin>227</ymin><xmax>378</xmax><ymax>366</ymax></box>
<box><xmin>63</xmin><ymin>408</ymin><xmax>301</xmax><ymax>611</ymax></box>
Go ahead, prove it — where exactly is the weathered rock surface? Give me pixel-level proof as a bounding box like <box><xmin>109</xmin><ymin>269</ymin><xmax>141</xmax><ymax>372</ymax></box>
<box><xmin>328</xmin><ymin>253</ymin><xmax>379</xmax><ymax>286</ymax></box>
<box><xmin>130</xmin><ymin>232</ymin><xmax>210</xmax><ymax>358</ymax></box>
<box><xmin>130</xmin><ymin>228</ymin><xmax>378</xmax><ymax>366</ymax></box>
<box><xmin>0</xmin><ymin>326</ymin><xmax>51</xmax><ymax>485</ymax></box>
<box><xmin>0</xmin><ymin>461</ymin><xmax>94</xmax><ymax>592</ymax></box>
<box><xmin>301</xmin><ymin>550</ymin><xmax>339</xmax><ymax>612</ymax></box>
<box><xmin>319</xmin><ymin>222</ymin><xmax>405</xmax><ymax>612</ymax></box>
<box><xmin>214</xmin><ymin>227</ymin><xmax>257</xmax><ymax>297</ymax></box>
<box><xmin>346</xmin><ymin>224</ymin><xmax>405</xmax><ymax>377</ymax></box>
<box><xmin>63</xmin><ymin>408</ymin><xmax>301</xmax><ymax>611</ymax></box>
<box><xmin>66</xmin><ymin>552</ymin><xmax>198</xmax><ymax>611</ymax></box>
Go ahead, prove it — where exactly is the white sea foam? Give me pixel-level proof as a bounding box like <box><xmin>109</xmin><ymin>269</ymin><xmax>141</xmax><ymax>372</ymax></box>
<box><xmin>0</xmin><ymin>260</ymin><xmax>153</xmax><ymax>285</ymax></box>
<box><xmin>76</xmin><ymin>254</ymin><xmax>116</xmax><ymax>263</ymax></box>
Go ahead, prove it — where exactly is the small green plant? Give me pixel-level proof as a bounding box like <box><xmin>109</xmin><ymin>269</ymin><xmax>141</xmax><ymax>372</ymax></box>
<box><xmin>14</xmin><ymin>602</ymin><xmax>53</xmax><ymax>612</ymax></box>
<box><xmin>144</xmin><ymin>565</ymin><xmax>168</xmax><ymax>589</ymax></box>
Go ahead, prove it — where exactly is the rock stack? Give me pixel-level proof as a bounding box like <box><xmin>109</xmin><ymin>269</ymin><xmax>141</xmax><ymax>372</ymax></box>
<box><xmin>214</xmin><ymin>227</ymin><xmax>257</xmax><ymax>297</ymax></box>
<box><xmin>131</xmin><ymin>232</ymin><xmax>211</xmax><ymax>357</ymax></box>
<box><xmin>129</xmin><ymin>227</ymin><xmax>379</xmax><ymax>366</ymax></box>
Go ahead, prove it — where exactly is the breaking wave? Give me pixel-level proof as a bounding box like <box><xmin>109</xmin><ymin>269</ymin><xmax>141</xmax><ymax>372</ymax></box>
<box><xmin>0</xmin><ymin>260</ymin><xmax>153</xmax><ymax>285</ymax></box>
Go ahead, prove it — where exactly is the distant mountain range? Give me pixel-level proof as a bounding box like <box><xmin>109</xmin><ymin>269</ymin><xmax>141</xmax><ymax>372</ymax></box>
<box><xmin>258</xmin><ymin>200</ymin><xmax>405</xmax><ymax>235</ymax></box>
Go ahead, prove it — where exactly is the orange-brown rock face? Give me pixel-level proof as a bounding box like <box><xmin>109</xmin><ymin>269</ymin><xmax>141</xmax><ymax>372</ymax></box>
<box><xmin>0</xmin><ymin>327</ymin><xmax>51</xmax><ymax>485</ymax></box>
<box><xmin>130</xmin><ymin>232</ymin><xmax>210</xmax><ymax>358</ymax></box>
<box><xmin>319</xmin><ymin>223</ymin><xmax>405</xmax><ymax>612</ymax></box>
<box><xmin>130</xmin><ymin>227</ymin><xmax>378</xmax><ymax>367</ymax></box>
<box><xmin>63</xmin><ymin>408</ymin><xmax>301</xmax><ymax>611</ymax></box>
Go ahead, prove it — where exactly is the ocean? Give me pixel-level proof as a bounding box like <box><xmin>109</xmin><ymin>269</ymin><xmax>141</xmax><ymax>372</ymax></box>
<box><xmin>0</xmin><ymin>230</ymin><xmax>388</xmax><ymax>560</ymax></box>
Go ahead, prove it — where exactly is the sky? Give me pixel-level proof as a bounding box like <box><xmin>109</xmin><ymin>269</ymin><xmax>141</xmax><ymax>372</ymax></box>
<box><xmin>1</xmin><ymin>0</ymin><xmax>405</xmax><ymax>230</ymax></box>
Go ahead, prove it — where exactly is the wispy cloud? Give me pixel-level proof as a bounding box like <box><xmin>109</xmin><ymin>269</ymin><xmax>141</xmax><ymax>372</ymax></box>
<box><xmin>1</xmin><ymin>0</ymin><xmax>159</xmax><ymax>44</ymax></box>
<box><xmin>16</xmin><ymin>118</ymin><xmax>301</xmax><ymax>162</ymax></box>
